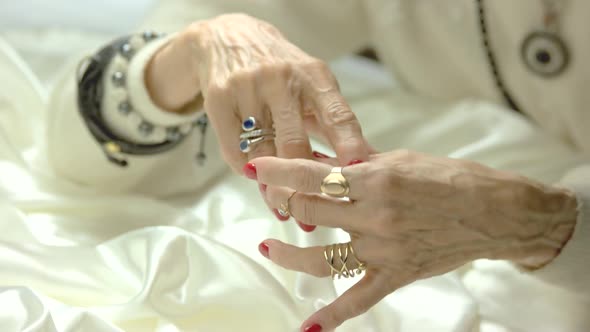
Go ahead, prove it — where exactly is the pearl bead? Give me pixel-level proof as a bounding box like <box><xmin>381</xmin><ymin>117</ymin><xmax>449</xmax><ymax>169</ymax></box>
<box><xmin>166</xmin><ymin>128</ymin><xmax>181</xmax><ymax>141</ymax></box>
<box><xmin>111</xmin><ymin>71</ymin><xmax>125</xmax><ymax>87</ymax></box>
<box><xmin>138</xmin><ymin>121</ymin><xmax>154</xmax><ymax>136</ymax></box>
<box><xmin>118</xmin><ymin>101</ymin><xmax>132</xmax><ymax>115</ymax></box>
<box><xmin>119</xmin><ymin>43</ymin><xmax>134</xmax><ymax>59</ymax></box>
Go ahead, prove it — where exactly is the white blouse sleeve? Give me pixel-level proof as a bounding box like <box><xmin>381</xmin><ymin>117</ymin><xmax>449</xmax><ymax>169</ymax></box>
<box><xmin>531</xmin><ymin>165</ymin><xmax>590</xmax><ymax>296</ymax></box>
<box><xmin>46</xmin><ymin>34</ymin><xmax>227</xmax><ymax>197</ymax></box>
<box><xmin>142</xmin><ymin>0</ymin><xmax>370</xmax><ymax>60</ymax></box>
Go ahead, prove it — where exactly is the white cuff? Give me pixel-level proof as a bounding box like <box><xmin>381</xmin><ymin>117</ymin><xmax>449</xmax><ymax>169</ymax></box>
<box><xmin>101</xmin><ymin>33</ymin><xmax>203</xmax><ymax>144</ymax></box>
<box><xmin>531</xmin><ymin>165</ymin><xmax>590</xmax><ymax>296</ymax></box>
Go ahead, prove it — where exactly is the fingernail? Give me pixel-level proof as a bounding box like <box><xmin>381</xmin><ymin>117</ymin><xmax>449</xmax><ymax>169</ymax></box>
<box><xmin>297</xmin><ymin>220</ymin><xmax>316</xmax><ymax>232</ymax></box>
<box><xmin>259</xmin><ymin>183</ymin><xmax>267</xmax><ymax>193</ymax></box>
<box><xmin>313</xmin><ymin>151</ymin><xmax>330</xmax><ymax>158</ymax></box>
<box><xmin>272</xmin><ymin>209</ymin><xmax>290</xmax><ymax>221</ymax></box>
<box><xmin>303</xmin><ymin>323</ymin><xmax>322</xmax><ymax>332</ymax></box>
<box><xmin>243</xmin><ymin>162</ymin><xmax>257</xmax><ymax>180</ymax></box>
<box><xmin>347</xmin><ymin>159</ymin><xmax>363</xmax><ymax>166</ymax></box>
<box><xmin>258</xmin><ymin>242</ymin><xmax>269</xmax><ymax>259</ymax></box>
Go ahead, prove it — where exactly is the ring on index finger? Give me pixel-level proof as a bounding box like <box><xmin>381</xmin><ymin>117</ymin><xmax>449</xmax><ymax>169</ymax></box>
<box><xmin>277</xmin><ymin>191</ymin><xmax>297</xmax><ymax>218</ymax></box>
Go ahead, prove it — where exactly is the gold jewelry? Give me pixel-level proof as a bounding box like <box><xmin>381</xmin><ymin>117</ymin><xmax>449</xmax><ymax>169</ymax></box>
<box><xmin>277</xmin><ymin>191</ymin><xmax>297</xmax><ymax>218</ymax></box>
<box><xmin>323</xmin><ymin>242</ymin><xmax>366</xmax><ymax>279</ymax></box>
<box><xmin>320</xmin><ymin>167</ymin><xmax>350</xmax><ymax>198</ymax></box>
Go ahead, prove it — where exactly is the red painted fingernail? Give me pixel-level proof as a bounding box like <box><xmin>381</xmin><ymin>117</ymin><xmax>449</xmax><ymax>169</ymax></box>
<box><xmin>259</xmin><ymin>183</ymin><xmax>267</xmax><ymax>193</ymax></box>
<box><xmin>313</xmin><ymin>151</ymin><xmax>330</xmax><ymax>158</ymax></box>
<box><xmin>272</xmin><ymin>209</ymin><xmax>290</xmax><ymax>221</ymax></box>
<box><xmin>243</xmin><ymin>162</ymin><xmax>257</xmax><ymax>180</ymax></box>
<box><xmin>297</xmin><ymin>220</ymin><xmax>316</xmax><ymax>232</ymax></box>
<box><xmin>258</xmin><ymin>242</ymin><xmax>269</xmax><ymax>259</ymax></box>
<box><xmin>347</xmin><ymin>159</ymin><xmax>363</xmax><ymax>166</ymax></box>
<box><xmin>304</xmin><ymin>324</ymin><xmax>322</xmax><ymax>332</ymax></box>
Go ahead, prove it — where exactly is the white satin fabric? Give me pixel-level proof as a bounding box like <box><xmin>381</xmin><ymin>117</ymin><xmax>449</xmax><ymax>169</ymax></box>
<box><xmin>1</xmin><ymin>37</ymin><xmax>589</xmax><ymax>331</ymax></box>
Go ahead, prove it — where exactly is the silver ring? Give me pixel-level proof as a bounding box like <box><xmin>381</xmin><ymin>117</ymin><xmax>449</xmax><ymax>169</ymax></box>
<box><xmin>242</xmin><ymin>116</ymin><xmax>258</xmax><ymax>132</ymax></box>
<box><xmin>239</xmin><ymin>128</ymin><xmax>275</xmax><ymax>140</ymax></box>
<box><xmin>239</xmin><ymin>135</ymin><xmax>274</xmax><ymax>153</ymax></box>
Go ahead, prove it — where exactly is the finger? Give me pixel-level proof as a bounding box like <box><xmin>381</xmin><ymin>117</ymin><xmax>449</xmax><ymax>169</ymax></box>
<box><xmin>312</xmin><ymin>153</ymin><xmax>340</xmax><ymax>167</ymax></box>
<box><xmin>260</xmin><ymin>239</ymin><xmax>331</xmax><ymax>277</ymax></box>
<box><xmin>204</xmin><ymin>83</ymin><xmax>247</xmax><ymax>173</ymax></box>
<box><xmin>302</xmin><ymin>64</ymin><xmax>369</xmax><ymax>165</ymax></box>
<box><xmin>262</xmin><ymin>76</ymin><xmax>313</xmax><ymax>159</ymax></box>
<box><xmin>251</xmin><ymin>157</ymin><xmax>366</xmax><ymax>199</ymax></box>
<box><xmin>232</xmin><ymin>79</ymin><xmax>277</xmax><ymax>160</ymax></box>
<box><xmin>265</xmin><ymin>186</ymin><xmax>318</xmax><ymax>232</ymax></box>
<box><xmin>266</xmin><ymin>187</ymin><xmax>361</xmax><ymax>230</ymax></box>
<box><xmin>300</xmin><ymin>273</ymin><xmax>392</xmax><ymax>332</ymax></box>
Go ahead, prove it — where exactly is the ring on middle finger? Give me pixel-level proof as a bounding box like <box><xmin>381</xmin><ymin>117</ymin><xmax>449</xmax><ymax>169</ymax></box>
<box><xmin>239</xmin><ymin>116</ymin><xmax>275</xmax><ymax>154</ymax></box>
<box><xmin>239</xmin><ymin>135</ymin><xmax>274</xmax><ymax>153</ymax></box>
<box><xmin>320</xmin><ymin>166</ymin><xmax>350</xmax><ymax>198</ymax></box>
<box><xmin>239</xmin><ymin>128</ymin><xmax>275</xmax><ymax>140</ymax></box>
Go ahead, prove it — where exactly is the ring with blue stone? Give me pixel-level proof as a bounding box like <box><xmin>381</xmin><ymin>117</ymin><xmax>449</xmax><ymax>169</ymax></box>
<box><xmin>241</xmin><ymin>116</ymin><xmax>257</xmax><ymax>132</ymax></box>
<box><xmin>239</xmin><ymin>128</ymin><xmax>275</xmax><ymax>140</ymax></box>
<box><xmin>239</xmin><ymin>135</ymin><xmax>274</xmax><ymax>153</ymax></box>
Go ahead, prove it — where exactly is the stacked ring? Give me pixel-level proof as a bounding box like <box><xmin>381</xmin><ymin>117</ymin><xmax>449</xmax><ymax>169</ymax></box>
<box><xmin>239</xmin><ymin>116</ymin><xmax>275</xmax><ymax>153</ymax></box>
<box><xmin>324</xmin><ymin>242</ymin><xmax>367</xmax><ymax>279</ymax></box>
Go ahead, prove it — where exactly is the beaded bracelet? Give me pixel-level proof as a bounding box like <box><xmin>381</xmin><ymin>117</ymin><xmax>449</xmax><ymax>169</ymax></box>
<box><xmin>77</xmin><ymin>31</ymin><xmax>208</xmax><ymax>167</ymax></box>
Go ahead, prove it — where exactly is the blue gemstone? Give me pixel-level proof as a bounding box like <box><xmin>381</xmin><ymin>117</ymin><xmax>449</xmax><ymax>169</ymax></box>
<box><xmin>242</xmin><ymin>117</ymin><xmax>256</xmax><ymax>131</ymax></box>
<box><xmin>239</xmin><ymin>139</ymin><xmax>249</xmax><ymax>152</ymax></box>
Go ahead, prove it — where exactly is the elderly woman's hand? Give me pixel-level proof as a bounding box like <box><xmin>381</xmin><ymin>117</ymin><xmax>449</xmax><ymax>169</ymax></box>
<box><xmin>147</xmin><ymin>13</ymin><xmax>369</xmax><ymax>172</ymax></box>
<box><xmin>248</xmin><ymin>150</ymin><xmax>578</xmax><ymax>332</ymax></box>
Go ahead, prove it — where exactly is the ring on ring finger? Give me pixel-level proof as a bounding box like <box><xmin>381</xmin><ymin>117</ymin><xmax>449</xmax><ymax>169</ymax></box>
<box><xmin>239</xmin><ymin>116</ymin><xmax>275</xmax><ymax>154</ymax></box>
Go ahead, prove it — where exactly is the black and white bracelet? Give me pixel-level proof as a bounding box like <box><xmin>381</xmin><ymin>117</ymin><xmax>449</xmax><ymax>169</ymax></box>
<box><xmin>77</xmin><ymin>31</ymin><xmax>208</xmax><ymax>167</ymax></box>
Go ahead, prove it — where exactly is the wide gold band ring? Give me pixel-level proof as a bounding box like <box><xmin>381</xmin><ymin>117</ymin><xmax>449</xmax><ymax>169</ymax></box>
<box><xmin>320</xmin><ymin>167</ymin><xmax>350</xmax><ymax>198</ymax></box>
<box><xmin>324</xmin><ymin>242</ymin><xmax>367</xmax><ymax>279</ymax></box>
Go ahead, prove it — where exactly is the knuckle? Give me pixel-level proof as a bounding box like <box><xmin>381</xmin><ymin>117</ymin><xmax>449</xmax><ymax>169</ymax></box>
<box><xmin>306</xmin><ymin>59</ymin><xmax>331</xmax><ymax>75</ymax></box>
<box><xmin>258</xmin><ymin>62</ymin><xmax>292</xmax><ymax>79</ymax></box>
<box><xmin>276</xmin><ymin>135</ymin><xmax>308</xmax><ymax>154</ymax></box>
<box><xmin>324</xmin><ymin>99</ymin><xmax>356</xmax><ymax>126</ymax></box>
<box><xmin>205</xmin><ymin>82</ymin><xmax>229</xmax><ymax>101</ymax></box>
<box><xmin>227</xmin><ymin>69</ymin><xmax>256</xmax><ymax>87</ymax></box>
<box><xmin>293</xmin><ymin>161</ymin><xmax>317</xmax><ymax>192</ymax></box>
<box><xmin>306</xmin><ymin>60</ymin><xmax>340</xmax><ymax>86</ymax></box>
<box><xmin>365</xmin><ymin>167</ymin><xmax>392</xmax><ymax>194</ymax></box>
<box><xmin>300</xmin><ymin>195</ymin><xmax>320</xmax><ymax>226</ymax></box>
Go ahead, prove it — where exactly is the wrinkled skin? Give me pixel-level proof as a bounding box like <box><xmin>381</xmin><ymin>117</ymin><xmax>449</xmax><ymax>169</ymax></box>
<box><xmin>147</xmin><ymin>14</ymin><xmax>370</xmax><ymax>172</ymax></box>
<box><xmin>251</xmin><ymin>150</ymin><xmax>577</xmax><ymax>332</ymax></box>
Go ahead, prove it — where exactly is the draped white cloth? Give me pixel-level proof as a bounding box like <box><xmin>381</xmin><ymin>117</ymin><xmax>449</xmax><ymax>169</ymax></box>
<box><xmin>1</xmin><ymin>50</ymin><xmax>589</xmax><ymax>331</ymax></box>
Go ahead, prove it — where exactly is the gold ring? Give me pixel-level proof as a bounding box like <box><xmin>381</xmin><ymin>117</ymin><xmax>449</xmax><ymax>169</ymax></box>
<box><xmin>320</xmin><ymin>167</ymin><xmax>350</xmax><ymax>197</ymax></box>
<box><xmin>323</xmin><ymin>242</ymin><xmax>366</xmax><ymax>279</ymax></box>
<box><xmin>278</xmin><ymin>191</ymin><xmax>297</xmax><ymax>218</ymax></box>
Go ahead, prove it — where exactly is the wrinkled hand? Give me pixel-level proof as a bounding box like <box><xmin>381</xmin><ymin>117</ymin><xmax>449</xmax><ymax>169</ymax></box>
<box><xmin>249</xmin><ymin>150</ymin><xmax>577</xmax><ymax>331</ymax></box>
<box><xmin>178</xmin><ymin>14</ymin><xmax>369</xmax><ymax>172</ymax></box>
